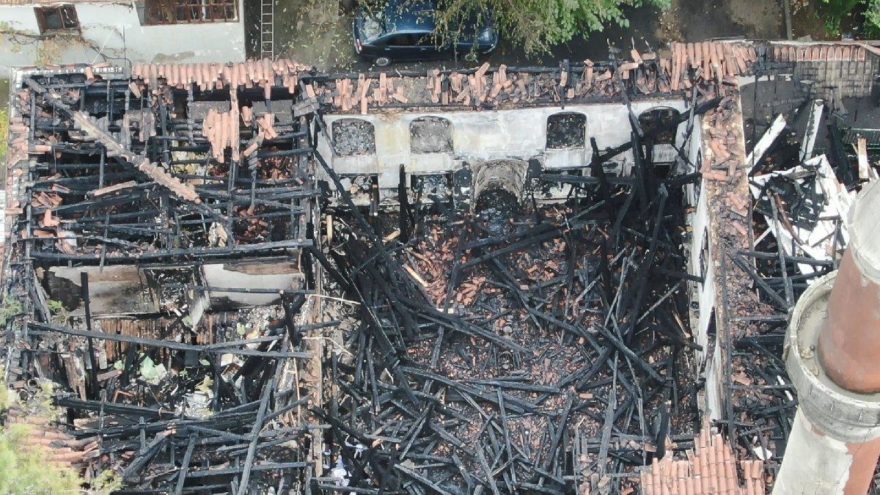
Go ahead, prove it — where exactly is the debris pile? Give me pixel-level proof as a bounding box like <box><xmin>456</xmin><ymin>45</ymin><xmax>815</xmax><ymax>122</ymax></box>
<box><xmin>12</xmin><ymin>72</ymin><xmax>316</xmax><ymax>263</ymax></box>
<box><xmin>719</xmin><ymin>53</ymin><xmax>880</xmax><ymax>487</ymax></box>
<box><xmin>8</xmin><ymin>38</ymin><xmax>878</xmax><ymax>491</ymax></box>
<box><xmin>2</xmin><ymin>65</ymin><xmax>325</xmax><ymax>493</ymax></box>
<box><xmin>311</xmin><ymin>94</ymin><xmax>706</xmax><ymax>491</ymax></box>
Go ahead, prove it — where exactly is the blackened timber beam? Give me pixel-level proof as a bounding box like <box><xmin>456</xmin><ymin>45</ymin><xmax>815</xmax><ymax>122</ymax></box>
<box><xmin>186</xmin><ymin>462</ymin><xmax>308</xmax><ymax>479</ymax></box>
<box><xmin>79</xmin><ymin>272</ymin><xmax>99</xmax><ymax>399</ymax></box>
<box><xmin>589</xmin><ymin>96</ymin><xmax>722</xmax><ymax>165</ymax></box>
<box><xmin>28</xmin><ymin>238</ymin><xmax>312</xmax><ymax>263</ymax></box>
<box><xmin>174</xmin><ymin>434</ymin><xmax>198</xmax><ymax>495</ymax></box>
<box><xmin>56</xmin><ymin>396</ymin><xmax>177</xmax><ymax>419</ymax></box>
<box><xmin>540</xmin><ymin>174</ymin><xmax>635</xmax><ymax>186</ymax></box>
<box><xmin>28</xmin><ymin>321</ymin><xmax>311</xmax><ymax>359</ymax></box>
<box><xmin>236</xmin><ymin>377</ymin><xmax>275</xmax><ymax>494</ymax></box>
<box><xmin>393</xmin><ymin>463</ymin><xmax>454</xmax><ymax>495</ymax></box>
<box><xmin>72</xmin><ymin>112</ymin><xmax>202</xmax><ymax>204</ymax></box>
<box><xmin>122</xmin><ymin>430</ymin><xmax>171</xmax><ymax>482</ymax></box>
<box><xmin>622</xmin><ymin>184</ymin><xmax>669</xmax><ymax>343</ymax></box>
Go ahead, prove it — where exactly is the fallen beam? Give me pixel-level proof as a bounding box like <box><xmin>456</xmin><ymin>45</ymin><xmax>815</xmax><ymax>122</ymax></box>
<box><xmin>747</xmin><ymin>113</ymin><xmax>786</xmax><ymax>172</ymax></box>
<box><xmin>73</xmin><ymin>112</ymin><xmax>202</xmax><ymax>204</ymax></box>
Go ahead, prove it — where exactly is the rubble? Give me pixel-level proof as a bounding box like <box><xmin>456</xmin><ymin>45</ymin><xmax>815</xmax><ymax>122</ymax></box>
<box><xmin>2</xmin><ymin>38</ymin><xmax>880</xmax><ymax>493</ymax></box>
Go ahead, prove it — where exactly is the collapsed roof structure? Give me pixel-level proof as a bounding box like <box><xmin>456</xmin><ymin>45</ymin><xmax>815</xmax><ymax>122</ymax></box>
<box><xmin>2</xmin><ymin>39</ymin><xmax>880</xmax><ymax>494</ymax></box>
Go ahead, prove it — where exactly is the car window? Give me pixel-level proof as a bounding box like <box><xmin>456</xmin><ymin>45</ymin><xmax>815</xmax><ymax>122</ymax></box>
<box><xmin>387</xmin><ymin>33</ymin><xmax>420</xmax><ymax>46</ymax></box>
<box><xmin>417</xmin><ymin>34</ymin><xmax>437</xmax><ymax>46</ymax></box>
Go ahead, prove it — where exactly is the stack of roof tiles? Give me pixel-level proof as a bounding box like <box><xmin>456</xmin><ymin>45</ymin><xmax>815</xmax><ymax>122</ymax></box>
<box><xmin>640</xmin><ymin>427</ymin><xmax>765</xmax><ymax>495</ymax></box>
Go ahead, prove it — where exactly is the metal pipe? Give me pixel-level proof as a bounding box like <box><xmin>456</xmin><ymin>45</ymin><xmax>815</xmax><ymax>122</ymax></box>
<box><xmin>775</xmin><ymin>181</ymin><xmax>880</xmax><ymax>495</ymax></box>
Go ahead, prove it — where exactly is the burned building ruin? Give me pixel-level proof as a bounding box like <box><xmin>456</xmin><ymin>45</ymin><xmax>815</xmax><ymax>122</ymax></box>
<box><xmin>3</xmin><ymin>40</ymin><xmax>880</xmax><ymax>494</ymax></box>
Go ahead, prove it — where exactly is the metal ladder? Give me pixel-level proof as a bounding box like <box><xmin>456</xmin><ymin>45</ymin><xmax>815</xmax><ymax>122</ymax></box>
<box><xmin>260</xmin><ymin>0</ymin><xmax>274</xmax><ymax>60</ymax></box>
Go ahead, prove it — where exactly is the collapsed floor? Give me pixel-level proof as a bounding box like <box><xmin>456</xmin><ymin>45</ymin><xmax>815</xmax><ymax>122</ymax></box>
<box><xmin>317</xmin><ymin>179</ymin><xmax>699</xmax><ymax>493</ymax></box>
<box><xmin>3</xmin><ymin>40</ymin><xmax>880</xmax><ymax>493</ymax></box>
<box><xmin>0</xmin><ymin>63</ymin><xmax>716</xmax><ymax>494</ymax></box>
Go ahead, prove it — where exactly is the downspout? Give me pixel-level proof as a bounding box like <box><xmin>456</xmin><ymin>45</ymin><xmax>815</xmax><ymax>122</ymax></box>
<box><xmin>774</xmin><ymin>181</ymin><xmax>880</xmax><ymax>494</ymax></box>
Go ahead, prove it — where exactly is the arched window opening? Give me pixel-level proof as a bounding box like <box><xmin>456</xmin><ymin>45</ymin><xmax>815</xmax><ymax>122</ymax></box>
<box><xmin>333</xmin><ymin>118</ymin><xmax>376</xmax><ymax>156</ymax></box>
<box><xmin>638</xmin><ymin>108</ymin><xmax>681</xmax><ymax>145</ymax></box>
<box><xmin>546</xmin><ymin>112</ymin><xmax>587</xmax><ymax>149</ymax></box>
<box><xmin>410</xmin><ymin>116</ymin><xmax>453</xmax><ymax>153</ymax></box>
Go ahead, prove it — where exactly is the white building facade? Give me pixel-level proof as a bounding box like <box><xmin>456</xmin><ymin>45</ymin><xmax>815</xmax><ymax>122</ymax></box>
<box><xmin>0</xmin><ymin>0</ymin><xmax>246</xmax><ymax>76</ymax></box>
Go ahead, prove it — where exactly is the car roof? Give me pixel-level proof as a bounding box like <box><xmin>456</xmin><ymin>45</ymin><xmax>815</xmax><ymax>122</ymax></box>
<box><xmin>384</xmin><ymin>0</ymin><xmax>437</xmax><ymax>33</ymax></box>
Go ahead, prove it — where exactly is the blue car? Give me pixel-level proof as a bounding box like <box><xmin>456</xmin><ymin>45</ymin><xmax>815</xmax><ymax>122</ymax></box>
<box><xmin>353</xmin><ymin>0</ymin><xmax>498</xmax><ymax>66</ymax></box>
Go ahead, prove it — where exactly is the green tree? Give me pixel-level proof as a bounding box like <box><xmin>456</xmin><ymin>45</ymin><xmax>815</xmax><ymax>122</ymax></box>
<box><xmin>0</xmin><ymin>108</ymin><xmax>8</xmax><ymax>168</ymax></box>
<box><xmin>866</xmin><ymin>0</ymin><xmax>880</xmax><ymax>35</ymax></box>
<box><xmin>818</xmin><ymin>0</ymin><xmax>861</xmax><ymax>36</ymax></box>
<box><xmin>367</xmin><ymin>0</ymin><xmax>670</xmax><ymax>55</ymax></box>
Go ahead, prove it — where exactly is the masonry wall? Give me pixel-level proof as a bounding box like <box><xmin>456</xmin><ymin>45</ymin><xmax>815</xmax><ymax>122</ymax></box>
<box><xmin>679</xmin><ymin>116</ymin><xmax>724</xmax><ymax>420</ymax></box>
<box><xmin>318</xmin><ymin>99</ymin><xmax>689</xmax><ymax>190</ymax></box>
<box><xmin>0</xmin><ymin>1</ymin><xmax>246</xmax><ymax>76</ymax></box>
<box><xmin>768</xmin><ymin>42</ymin><xmax>879</xmax><ymax>100</ymax></box>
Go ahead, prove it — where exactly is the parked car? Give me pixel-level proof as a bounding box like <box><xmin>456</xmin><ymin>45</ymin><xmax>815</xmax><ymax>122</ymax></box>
<box><xmin>353</xmin><ymin>0</ymin><xmax>498</xmax><ymax>66</ymax></box>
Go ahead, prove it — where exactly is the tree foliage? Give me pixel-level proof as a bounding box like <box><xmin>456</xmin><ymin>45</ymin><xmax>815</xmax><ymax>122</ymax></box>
<box><xmin>436</xmin><ymin>0</ymin><xmax>669</xmax><ymax>54</ymax></box>
<box><xmin>865</xmin><ymin>0</ymin><xmax>880</xmax><ymax>35</ymax></box>
<box><xmin>0</xmin><ymin>371</ymin><xmax>121</xmax><ymax>494</ymax></box>
<box><xmin>0</xmin><ymin>108</ymin><xmax>8</xmax><ymax>167</ymax></box>
<box><xmin>0</xmin><ymin>424</ymin><xmax>84</xmax><ymax>494</ymax></box>
<box><xmin>365</xmin><ymin>0</ymin><xmax>670</xmax><ymax>55</ymax></box>
<box><xmin>819</xmin><ymin>0</ymin><xmax>862</xmax><ymax>35</ymax></box>
<box><xmin>816</xmin><ymin>0</ymin><xmax>880</xmax><ymax>36</ymax></box>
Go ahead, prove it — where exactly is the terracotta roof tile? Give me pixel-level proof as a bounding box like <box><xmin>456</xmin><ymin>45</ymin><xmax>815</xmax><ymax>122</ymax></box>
<box><xmin>639</xmin><ymin>426</ymin><xmax>765</xmax><ymax>495</ymax></box>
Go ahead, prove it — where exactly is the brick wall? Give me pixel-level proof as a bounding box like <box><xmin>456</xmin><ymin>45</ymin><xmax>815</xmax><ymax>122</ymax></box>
<box><xmin>768</xmin><ymin>43</ymin><xmax>879</xmax><ymax>99</ymax></box>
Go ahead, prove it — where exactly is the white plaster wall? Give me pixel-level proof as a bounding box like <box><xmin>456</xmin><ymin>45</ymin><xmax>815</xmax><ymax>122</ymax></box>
<box><xmin>0</xmin><ymin>1</ymin><xmax>245</xmax><ymax>76</ymax></box>
<box><xmin>677</xmin><ymin>116</ymin><xmax>722</xmax><ymax>419</ymax></box>
<box><xmin>774</xmin><ymin>411</ymin><xmax>853</xmax><ymax>494</ymax></box>
<box><xmin>318</xmin><ymin>99</ymin><xmax>688</xmax><ymax>187</ymax></box>
<box><xmin>689</xmin><ymin>177</ymin><xmax>715</xmax><ymax>349</ymax></box>
<box><xmin>0</xmin><ymin>5</ymin><xmax>41</xmax><ymax>32</ymax></box>
<box><xmin>704</xmin><ymin>339</ymin><xmax>724</xmax><ymax>421</ymax></box>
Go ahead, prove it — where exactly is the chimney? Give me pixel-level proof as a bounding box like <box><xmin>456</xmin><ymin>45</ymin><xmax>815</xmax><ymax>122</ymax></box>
<box><xmin>774</xmin><ymin>181</ymin><xmax>880</xmax><ymax>494</ymax></box>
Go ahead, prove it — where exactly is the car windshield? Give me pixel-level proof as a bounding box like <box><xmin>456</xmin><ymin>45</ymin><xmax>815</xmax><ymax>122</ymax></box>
<box><xmin>360</xmin><ymin>1</ymin><xmax>489</xmax><ymax>45</ymax></box>
<box><xmin>361</xmin><ymin>13</ymin><xmax>383</xmax><ymax>42</ymax></box>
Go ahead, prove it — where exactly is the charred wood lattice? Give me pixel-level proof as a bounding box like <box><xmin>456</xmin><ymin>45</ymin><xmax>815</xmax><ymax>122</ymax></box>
<box><xmin>18</xmin><ymin>312</ymin><xmax>336</xmax><ymax>493</ymax></box>
<box><xmin>15</xmin><ymin>73</ymin><xmax>317</xmax><ymax>265</ymax></box>
<box><xmin>732</xmin><ymin>84</ymin><xmax>879</xmax><ymax>484</ymax></box>
<box><xmin>3</xmin><ymin>69</ymin><xmax>332</xmax><ymax>493</ymax></box>
<box><xmin>313</xmin><ymin>112</ymin><xmax>703</xmax><ymax>491</ymax></box>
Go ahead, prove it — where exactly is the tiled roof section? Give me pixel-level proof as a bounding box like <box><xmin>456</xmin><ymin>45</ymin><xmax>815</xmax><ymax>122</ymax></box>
<box><xmin>667</xmin><ymin>42</ymin><xmax>758</xmax><ymax>87</ymax></box>
<box><xmin>124</xmin><ymin>43</ymin><xmax>762</xmax><ymax>115</ymax></box>
<box><xmin>131</xmin><ymin>59</ymin><xmax>310</xmax><ymax>95</ymax></box>
<box><xmin>317</xmin><ymin>40</ymin><xmax>880</xmax><ymax>113</ymax></box>
<box><xmin>640</xmin><ymin>426</ymin><xmax>765</xmax><ymax>495</ymax></box>
<box><xmin>0</xmin><ymin>0</ymin><xmax>114</xmax><ymax>4</ymax></box>
<box><xmin>5</xmin><ymin>406</ymin><xmax>100</xmax><ymax>467</ymax></box>
<box><xmin>323</xmin><ymin>42</ymin><xmax>759</xmax><ymax>113</ymax></box>
<box><xmin>120</xmin><ymin>41</ymin><xmax>880</xmax><ymax>115</ymax></box>
<box><xmin>2</xmin><ymin>90</ymin><xmax>33</xmax><ymax>268</ymax></box>
<box><xmin>770</xmin><ymin>42</ymin><xmax>870</xmax><ymax>62</ymax></box>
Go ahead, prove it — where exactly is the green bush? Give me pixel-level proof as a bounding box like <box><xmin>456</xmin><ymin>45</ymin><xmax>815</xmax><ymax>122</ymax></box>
<box><xmin>0</xmin><ymin>371</ymin><xmax>120</xmax><ymax>494</ymax></box>
<box><xmin>0</xmin><ymin>298</ymin><xmax>22</xmax><ymax>328</ymax></box>
<box><xmin>0</xmin><ymin>424</ymin><xmax>84</xmax><ymax>494</ymax></box>
<box><xmin>865</xmin><ymin>0</ymin><xmax>880</xmax><ymax>36</ymax></box>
